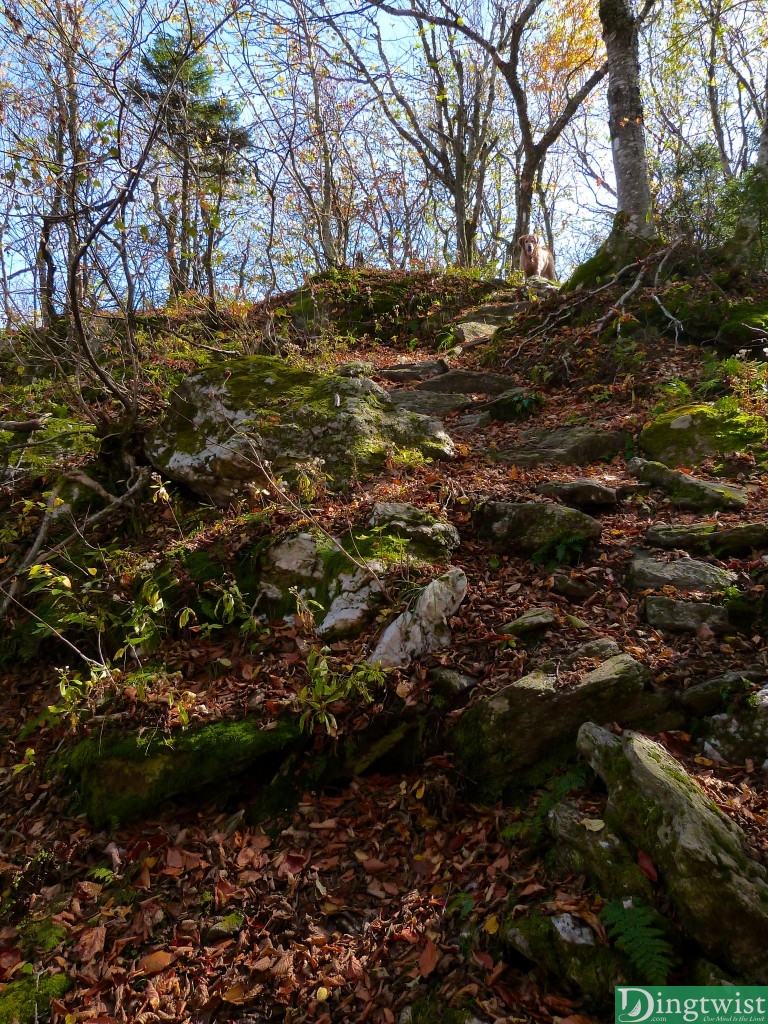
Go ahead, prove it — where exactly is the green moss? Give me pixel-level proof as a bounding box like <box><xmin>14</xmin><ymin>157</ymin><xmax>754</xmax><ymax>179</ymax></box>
<box><xmin>639</xmin><ymin>403</ymin><xmax>767</xmax><ymax>467</ymax></box>
<box><xmin>564</xmin><ymin>248</ymin><xmax>619</xmax><ymax>291</ymax></box>
<box><xmin>717</xmin><ymin>300</ymin><xmax>768</xmax><ymax>350</ymax></box>
<box><xmin>0</xmin><ymin>973</ymin><xmax>70</xmax><ymax>1024</ymax></box>
<box><xmin>56</xmin><ymin>715</ymin><xmax>302</xmax><ymax>827</ymax></box>
<box><xmin>407</xmin><ymin>995</ymin><xmax>475</xmax><ymax>1024</ymax></box>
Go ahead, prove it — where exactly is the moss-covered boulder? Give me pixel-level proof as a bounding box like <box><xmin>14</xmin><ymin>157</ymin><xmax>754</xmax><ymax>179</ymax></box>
<box><xmin>549</xmin><ymin>800</ymin><xmax>655</xmax><ymax>900</ymax></box>
<box><xmin>474</xmin><ymin>500</ymin><xmax>602</xmax><ymax>560</ymax></box>
<box><xmin>57</xmin><ymin>715</ymin><xmax>302</xmax><ymax>826</ymax></box>
<box><xmin>145</xmin><ymin>356</ymin><xmax>454</xmax><ymax>504</ymax></box>
<box><xmin>628</xmin><ymin>457</ymin><xmax>748</xmax><ymax>511</ymax></box>
<box><xmin>447</xmin><ymin>654</ymin><xmax>667</xmax><ymax>800</ymax></box>
<box><xmin>716</xmin><ymin>300</ymin><xmax>768</xmax><ymax>351</ymax></box>
<box><xmin>638</xmin><ymin>404</ymin><xmax>767</xmax><ymax>468</ymax></box>
<box><xmin>577</xmin><ymin>724</ymin><xmax>768</xmax><ymax>982</ymax></box>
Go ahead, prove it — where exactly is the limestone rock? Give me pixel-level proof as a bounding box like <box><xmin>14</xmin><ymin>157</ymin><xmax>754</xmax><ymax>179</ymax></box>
<box><xmin>504</xmin><ymin>426</ymin><xmax>629</xmax><ymax>467</ymax></box>
<box><xmin>678</xmin><ymin>668</ymin><xmax>766</xmax><ymax>716</ymax></box>
<box><xmin>377</xmin><ymin>359</ymin><xmax>450</xmax><ymax>382</ymax></box>
<box><xmin>627</xmin><ymin>458</ymin><xmax>748</xmax><ymax>511</ymax></box>
<box><xmin>627</xmin><ymin>556</ymin><xmax>737</xmax><ymax>593</ymax></box>
<box><xmin>500</xmin><ymin>607</ymin><xmax>557</xmax><ymax>637</ymax></box>
<box><xmin>448</xmin><ymin>654</ymin><xmax>668</xmax><ymax>799</ymax></box>
<box><xmin>646</xmin><ymin>520</ymin><xmax>768</xmax><ymax>556</ymax></box>
<box><xmin>549</xmin><ymin>800</ymin><xmax>655</xmax><ymax>900</ymax></box>
<box><xmin>475</xmin><ymin>388</ymin><xmax>543</xmax><ymax>422</ymax></box>
<box><xmin>369</xmin><ymin>502</ymin><xmax>460</xmax><ymax>559</ymax></box>
<box><xmin>644</xmin><ymin>596</ymin><xmax>730</xmax><ymax>633</ymax></box>
<box><xmin>414</xmin><ymin>369</ymin><xmax>519</xmax><ymax>395</ymax></box>
<box><xmin>475</xmin><ymin>500</ymin><xmax>602</xmax><ymax>558</ymax></box>
<box><xmin>145</xmin><ymin>356</ymin><xmax>453</xmax><ymax>505</ymax></box>
<box><xmin>385</xmin><ymin>390</ymin><xmax>473</xmax><ymax>416</ymax></box>
<box><xmin>317</xmin><ymin>565</ymin><xmax>386</xmax><ymax>640</ymax></box>
<box><xmin>576</xmin><ymin>724</ymin><xmax>768</xmax><ymax>982</ymax></box>
<box><xmin>704</xmin><ymin>686</ymin><xmax>768</xmax><ymax>765</ymax></box>
<box><xmin>536</xmin><ymin>478</ymin><xmax>618</xmax><ymax>508</ymax></box>
<box><xmin>368</xmin><ymin>567</ymin><xmax>468</xmax><ymax>668</ymax></box>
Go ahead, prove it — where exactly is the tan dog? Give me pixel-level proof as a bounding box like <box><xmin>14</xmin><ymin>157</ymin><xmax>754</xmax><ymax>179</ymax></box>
<box><xmin>518</xmin><ymin>234</ymin><xmax>556</xmax><ymax>281</ymax></box>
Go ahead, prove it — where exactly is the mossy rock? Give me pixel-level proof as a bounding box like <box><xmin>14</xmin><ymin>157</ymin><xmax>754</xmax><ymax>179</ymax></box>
<box><xmin>55</xmin><ymin>715</ymin><xmax>303</xmax><ymax>826</ymax></box>
<box><xmin>504</xmin><ymin>908</ymin><xmax>629</xmax><ymax>1002</ymax></box>
<box><xmin>474</xmin><ymin>500</ymin><xmax>602</xmax><ymax>560</ymax></box>
<box><xmin>638</xmin><ymin>403</ymin><xmax>767</xmax><ymax>467</ymax></box>
<box><xmin>716</xmin><ymin>300</ymin><xmax>768</xmax><ymax>351</ymax></box>
<box><xmin>0</xmin><ymin>972</ymin><xmax>70</xmax><ymax>1024</ymax></box>
<box><xmin>145</xmin><ymin>356</ymin><xmax>453</xmax><ymax>505</ymax></box>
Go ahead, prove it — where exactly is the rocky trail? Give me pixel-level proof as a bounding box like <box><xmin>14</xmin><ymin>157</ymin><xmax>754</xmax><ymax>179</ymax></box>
<box><xmin>1</xmin><ymin>269</ymin><xmax>768</xmax><ymax>1024</ymax></box>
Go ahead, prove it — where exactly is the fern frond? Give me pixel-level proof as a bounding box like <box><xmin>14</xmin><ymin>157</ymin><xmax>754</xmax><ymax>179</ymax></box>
<box><xmin>601</xmin><ymin>899</ymin><xmax>674</xmax><ymax>984</ymax></box>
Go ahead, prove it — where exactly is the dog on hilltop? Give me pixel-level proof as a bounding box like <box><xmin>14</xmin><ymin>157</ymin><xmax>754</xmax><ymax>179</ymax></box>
<box><xmin>518</xmin><ymin>234</ymin><xmax>557</xmax><ymax>281</ymax></box>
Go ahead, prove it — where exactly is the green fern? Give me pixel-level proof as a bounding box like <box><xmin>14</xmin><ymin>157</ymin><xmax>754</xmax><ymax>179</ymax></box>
<box><xmin>601</xmin><ymin>899</ymin><xmax>674</xmax><ymax>984</ymax></box>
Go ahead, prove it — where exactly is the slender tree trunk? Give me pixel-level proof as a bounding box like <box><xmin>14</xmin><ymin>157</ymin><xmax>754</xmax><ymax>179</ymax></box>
<box><xmin>599</xmin><ymin>0</ymin><xmax>655</xmax><ymax>238</ymax></box>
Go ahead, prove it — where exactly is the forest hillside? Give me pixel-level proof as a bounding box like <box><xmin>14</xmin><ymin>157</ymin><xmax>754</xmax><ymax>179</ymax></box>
<box><xmin>1</xmin><ymin>253</ymin><xmax>768</xmax><ymax>1024</ymax></box>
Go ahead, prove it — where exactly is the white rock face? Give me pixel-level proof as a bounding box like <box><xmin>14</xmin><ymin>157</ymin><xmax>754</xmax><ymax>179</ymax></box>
<box><xmin>367</xmin><ymin>567</ymin><xmax>467</xmax><ymax>668</ymax></box>
<box><xmin>317</xmin><ymin>564</ymin><xmax>386</xmax><ymax>640</ymax></box>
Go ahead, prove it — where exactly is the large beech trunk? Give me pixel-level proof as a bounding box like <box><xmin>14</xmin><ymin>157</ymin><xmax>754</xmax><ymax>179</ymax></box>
<box><xmin>599</xmin><ymin>0</ymin><xmax>655</xmax><ymax>239</ymax></box>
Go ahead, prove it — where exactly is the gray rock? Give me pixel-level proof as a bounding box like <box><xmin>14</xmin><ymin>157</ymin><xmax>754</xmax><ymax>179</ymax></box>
<box><xmin>551</xmin><ymin>568</ymin><xmax>599</xmax><ymax>601</ymax></box>
<box><xmin>500</xmin><ymin>607</ymin><xmax>557</xmax><ymax>637</ymax></box>
<box><xmin>476</xmin><ymin>388</ymin><xmax>543</xmax><ymax>422</ymax></box>
<box><xmin>335</xmin><ymin>361</ymin><xmax>374</xmax><ymax>378</ymax></box>
<box><xmin>475</xmin><ymin>500</ymin><xmax>602</xmax><ymax>557</ymax></box>
<box><xmin>428</xmin><ymin>667</ymin><xmax>479</xmax><ymax>700</ymax></box>
<box><xmin>577</xmin><ymin>724</ymin><xmax>768</xmax><ymax>982</ymax></box>
<box><xmin>451</xmin><ymin>320</ymin><xmax>499</xmax><ymax>346</ymax></box>
<box><xmin>549</xmin><ymin>800</ymin><xmax>655</xmax><ymax>899</ymax></box>
<box><xmin>536</xmin><ymin>478</ymin><xmax>618</xmax><ymax>508</ymax></box>
<box><xmin>678</xmin><ymin>668</ymin><xmax>767</xmax><ymax>716</ymax></box>
<box><xmin>414</xmin><ymin>369</ymin><xmax>520</xmax><ymax>395</ymax></box>
<box><xmin>369</xmin><ymin>502</ymin><xmax>460</xmax><ymax>558</ymax></box>
<box><xmin>628</xmin><ymin>556</ymin><xmax>738</xmax><ymax>593</ymax></box>
<box><xmin>644</xmin><ymin>596</ymin><xmax>730</xmax><ymax>633</ymax></box>
<box><xmin>377</xmin><ymin>358</ymin><xmax>450</xmax><ymax>383</ymax></box>
<box><xmin>504</xmin><ymin>426</ymin><xmax>629</xmax><ymax>467</ymax></box>
<box><xmin>448</xmin><ymin>654</ymin><xmax>668</xmax><ymax>799</ymax></box>
<box><xmin>705</xmin><ymin>686</ymin><xmax>768</xmax><ymax>765</ymax></box>
<box><xmin>146</xmin><ymin>356</ymin><xmax>453</xmax><ymax>505</ymax></box>
<box><xmin>368</xmin><ymin>567</ymin><xmax>467</xmax><ymax>668</ymax></box>
<box><xmin>385</xmin><ymin>390</ymin><xmax>473</xmax><ymax>416</ymax></box>
<box><xmin>646</xmin><ymin>521</ymin><xmax>768</xmax><ymax>556</ymax></box>
<box><xmin>627</xmin><ymin>458</ymin><xmax>748</xmax><ymax>512</ymax></box>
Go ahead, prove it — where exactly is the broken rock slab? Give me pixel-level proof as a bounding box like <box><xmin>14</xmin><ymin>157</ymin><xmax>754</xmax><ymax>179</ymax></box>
<box><xmin>367</xmin><ymin>567</ymin><xmax>467</xmax><ymax>669</ymax></box>
<box><xmin>627</xmin><ymin>556</ymin><xmax>738</xmax><ymax>593</ymax></box>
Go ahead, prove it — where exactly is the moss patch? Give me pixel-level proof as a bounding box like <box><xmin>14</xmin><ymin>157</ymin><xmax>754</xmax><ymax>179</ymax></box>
<box><xmin>0</xmin><ymin>973</ymin><xmax>70</xmax><ymax>1024</ymax></box>
<box><xmin>56</xmin><ymin>715</ymin><xmax>302</xmax><ymax>827</ymax></box>
<box><xmin>717</xmin><ymin>300</ymin><xmax>768</xmax><ymax>350</ymax></box>
<box><xmin>639</xmin><ymin>403</ymin><xmax>767</xmax><ymax>467</ymax></box>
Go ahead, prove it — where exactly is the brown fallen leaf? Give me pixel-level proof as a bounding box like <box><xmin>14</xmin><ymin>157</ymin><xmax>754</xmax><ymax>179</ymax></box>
<box><xmin>136</xmin><ymin>949</ymin><xmax>178</xmax><ymax>976</ymax></box>
<box><xmin>418</xmin><ymin>937</ymin><xmax>440</xmax><ymax>978</ymax></box>
<box><xmin>77</xmin><ymin>924</ymin><xmax>106</xmax><ymax>963</ymax></box>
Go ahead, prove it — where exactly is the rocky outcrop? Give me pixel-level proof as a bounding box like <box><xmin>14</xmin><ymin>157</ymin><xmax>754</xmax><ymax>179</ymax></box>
<box><xmin>448</xmin><ymin>654</ymin><xmax>668</xmax><ymax>799</ymax></box>
<box><xmin>146</xmin><ymin>356</ymin><xmax>454</xmax><ymax>504</ymax></box>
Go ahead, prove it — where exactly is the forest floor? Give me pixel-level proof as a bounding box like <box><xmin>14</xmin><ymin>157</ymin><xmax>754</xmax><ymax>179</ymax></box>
<box><xmin>1</xmin><ymin>265</ymin><xmax>768</xmax><ymax>1024</ymax></box>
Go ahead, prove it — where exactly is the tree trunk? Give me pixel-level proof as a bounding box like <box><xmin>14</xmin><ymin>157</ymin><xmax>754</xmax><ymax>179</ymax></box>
<box><xmin>599</xmin><ymin>0</ymin><xmax>655</xmax><ymax>239</ymax></box>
